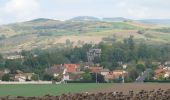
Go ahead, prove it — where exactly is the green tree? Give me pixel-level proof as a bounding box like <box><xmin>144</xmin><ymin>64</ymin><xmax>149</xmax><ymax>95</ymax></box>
<box><xmin>112</xmin><ymin>48</ymin><xmax>126</xmax><ymax>62</ymax></box>
<box><xmin>136</xmin><ymin>64</ymin><xmax>146</xmax><ymax>72</ymax></box>
<box><xmin>128</xmin><ymin>68</ymin><xmax>139</xmax><ymax>81</ymax></box>
<box><xmin>82</xmin><ymin>72</ymin><xmax>92</xmax><ymax>81</ymax></box>
<box><xmin>0</xmin><ymin>54</ymin><xmax>5</xmax><ymax>68</ymax></box>
<box><xmin>2</xmin><ymin>74</ymin><xmax>10</xmax><ymax>81</ymax></box>
<box><xmin>31</xmin><ymin>74</ymin><xmax>39</xmax><ymax>81</ymax></box>
<box><xmin>91</xmin><ymin>73</ymin><xmax>105</xmax><ymax>83</ymax></box>
<box><xmin>43</xmin><ymin>74</ymin><xmax>53</xmax><ymax>81</ymax></box>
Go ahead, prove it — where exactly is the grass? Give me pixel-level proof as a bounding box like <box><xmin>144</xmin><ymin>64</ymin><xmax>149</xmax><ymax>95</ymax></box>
<box><xmin>0</xmin><ymin>83</ymin><xmax>112</xmax><ymax>96</ymax></box>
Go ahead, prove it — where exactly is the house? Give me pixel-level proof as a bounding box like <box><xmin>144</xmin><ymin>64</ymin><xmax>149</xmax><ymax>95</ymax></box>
<box><xmin>46</xmin><ymin>64</ymin><xmax>82</xmax><ymax>81</ymax></box>
<box><xmin>154</xmin><ymin>65</ymin><xmax>170</xmax><ymax>79</ymax></box>
<box><xmin>104</xmin><ymin>70</ymin><xmax>128</xmax><ymax>82</ymax></box>
<box><xmin>100</xmin><ymin>69</ymin><xmax>110</xmax><ymax>76</ymax></box>
<box><xmin>64</xmin><ymin>64</ymin><xmax>80</xmax><ymax>73</ymax></box>
<box><xmin>63</xmin><ymin>68</ymin><xmax>70</xmax><ymax>81</ymax></box>
<box><xmin>112</xmin><ymin>70</ymin><xmax>128</xmax><ymax>79</ymax></box>
<box><xmin>14</xmin><ymin>73</ymin><xmax>34</xmax><ymax>82</ymax></box>
<box><xmin>88</xmin><ymin>67</ymin><xmax>103</xmax><ymax>73</ymax></box>
<box><xmin>105</xmin><ymin>72</ymin><xmax>115</xmax><ymax>81</ymax></box>
<box><xmin>45</xmin><ymin>64</ymin><xmax>64</xmax><ymax>77</ymax></box>
<box><xmin>165</xmin><ymin>61</ymin><xmax>170</xmax><ymax>66</ymax></box>
<box><xmin>62</xmin><ymin>68</ymin><xmax>83</xmax><ymax>81</ymax></box>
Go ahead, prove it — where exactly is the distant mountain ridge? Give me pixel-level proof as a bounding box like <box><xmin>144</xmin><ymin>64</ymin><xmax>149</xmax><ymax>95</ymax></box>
<box><xmin>137</xmin><ymin>19</ymin><xmax>170</xmax><ymax>25</ymax></box>
<box><xmin>69</xmin><ymin>16</ymin><xmax>100</xmax><ymax>21</ymax></box>
<box><xmin>102</xmin><ymin>17</ymin><xmax>130</xmax><ymax>22</ymax></box>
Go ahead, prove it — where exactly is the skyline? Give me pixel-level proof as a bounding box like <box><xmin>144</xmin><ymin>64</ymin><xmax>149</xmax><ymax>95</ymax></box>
<box><xmin>0</xmin><ymin>0</ymin><xmax>170</xmax><ymax>24</ymax></box>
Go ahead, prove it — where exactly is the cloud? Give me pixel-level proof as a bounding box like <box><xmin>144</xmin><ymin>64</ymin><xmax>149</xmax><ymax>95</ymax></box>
<box><xmin>1</xmin><ymin>0</ymin><xmax>170</xmax><ymax>24</ymax></box>
<box><xmin>0</xmin><ymin>0</ymin><xmax>40</xmax><ymax>24</ymax></box>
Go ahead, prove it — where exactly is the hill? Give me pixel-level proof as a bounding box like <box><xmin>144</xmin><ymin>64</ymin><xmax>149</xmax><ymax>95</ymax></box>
<box><xmin>102</xmin><ymin>17</ymin><xmax>130</xmax><ymax>22</ymax></box>
<box><xmin>0</xmin><ymin>17</ymin><xmax>170</xmax><ymax>54</ymax></box>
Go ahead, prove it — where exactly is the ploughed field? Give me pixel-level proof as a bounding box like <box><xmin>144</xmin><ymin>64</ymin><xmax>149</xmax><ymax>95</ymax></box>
<box><xmin>0</xmin><ymin>83</ymin><xmax>169</xmax><ymax>99</ymax></box>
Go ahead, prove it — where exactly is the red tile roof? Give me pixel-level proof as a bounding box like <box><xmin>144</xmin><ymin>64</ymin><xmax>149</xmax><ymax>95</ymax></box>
<box><xmin>64</xmin><ymin>64</ymin><xmax>80</xmax><ymax>73</ymax></box>
<box><xmin>88</xmin><ymin>67</ymin><xmax>103</xmax><ymax>73</ymax></box>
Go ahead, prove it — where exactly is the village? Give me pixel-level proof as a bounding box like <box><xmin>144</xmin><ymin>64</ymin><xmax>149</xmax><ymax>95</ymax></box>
<box><xmin>0</xmin><ymin>47</ymin><xmax>170</xmax><ymax>83</ymax></box>
<box><xmin>0</xmin><ymin>61</ymin><xmax>170</xmax><ymax>83</ymax></box>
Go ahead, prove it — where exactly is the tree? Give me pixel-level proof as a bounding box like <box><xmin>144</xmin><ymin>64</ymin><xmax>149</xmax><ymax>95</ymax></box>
<box><xmin>82</xmin><ymin>72</ymin><xmax>92</xmax><ymax>81</ymax></box>
<box><xmin>124</xmin><ymin>35</ymin><xmax>136</xmax><ymax>62</ymax></box>
<box><xmin>127</xmin><ymin>35</ymin><xmax>135</xmax><ymax>51</ymax></box>
<box><xmin>137</xmin><ymin>43</ymin><xmax>149</xmax><ymax>59</ymax></box>
<box><xmin>160</xmin><ymin>47</ymin><xmax>169</xmax><ymax>64</ymax></box>
<box><xmin>31</xmin><ymin>74</ymin><xmax>39</xmax><ymax>81</ymax></box>
<box><xmin>5</xmin><ymin>59</ymin><xmax>23</xmax><ymax>73</ymax></box>
<box><xmin>0</xmin><ymin>54</ymin><xmax>5</xmax><ymax>68</ymax></box>
<box><xmin>128</xmin><ymin>68</ymin><xmax>139</xmax><ymax>81</ymax></box>
<box><xmin>43</xmin><ymin>74</ymin><xmax>53</xmax><ymax>81</ymax></box>
<box><xmin>136</xmin><ymin>64</ymin><xmax>146</xmax><ymax>72</ymax></box>
<box><xmin>91</xmin><ymin>73</ymin><xmax>105</xmax><ymax>83</ymax></box>
<box><xmin>112</xmin><ymin>48</ymin><xmax>126</xmax><ymax>63</ymax></box>
<box><xmin>2</xmin><ymin>74</ymin><xmax>10</xmax><ymax>81</ymax></box>
<box><xmin>0</xmin><ymin>35</ymin><xmax>6</xmax><ymax>40</ymax></box>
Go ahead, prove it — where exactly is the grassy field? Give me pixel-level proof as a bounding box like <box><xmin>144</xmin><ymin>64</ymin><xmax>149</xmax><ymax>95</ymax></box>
<box><xmin>0</xmin><ymin>83</ymin><xmax>112</xmax><ymax>96</ymax></box>
<box><xmin>0</xmin><ymin>83</ymin><xmax>169</xmax><ymax>97</ymax></box>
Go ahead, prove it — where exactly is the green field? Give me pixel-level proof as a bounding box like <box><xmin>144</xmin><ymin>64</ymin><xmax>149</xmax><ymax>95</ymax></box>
<box><xmin>0</xmin><ymin>83</ymin><xmax>112</xmax><ymax>96</ymax></box>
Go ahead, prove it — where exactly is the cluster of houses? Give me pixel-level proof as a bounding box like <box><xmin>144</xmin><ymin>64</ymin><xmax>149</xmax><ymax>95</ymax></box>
<box><xmin>0</xmin><ymin>64</ymin><xmax>128</xmax><ymax>82</ymax></box>
<box><xmin>1</xmin><ymin>61</ymin><xmax>170</xmax><ymax>82</ymax></box>
<box><xmin>45</xmin><ymin>64</ymin><xmax>128</xmax><ymax>82</ymax></box>
<box><xmin>154</xmin><ymin>65</ymin><xmax>170</xmax><ymax>79</ymax></box>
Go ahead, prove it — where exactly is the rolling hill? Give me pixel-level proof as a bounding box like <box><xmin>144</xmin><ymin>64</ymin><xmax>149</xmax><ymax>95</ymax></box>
<box><xmin>0</xmin><ymin>17</ymin><xmax>170</xmax><ymax>54</ymax></box>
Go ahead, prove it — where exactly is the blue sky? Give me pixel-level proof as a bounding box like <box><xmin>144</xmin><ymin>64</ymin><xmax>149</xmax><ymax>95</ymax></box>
<box><xmin>0</xmin><ymin>0</ymin><xmax>170</xmax><ymax>24</ymax></box>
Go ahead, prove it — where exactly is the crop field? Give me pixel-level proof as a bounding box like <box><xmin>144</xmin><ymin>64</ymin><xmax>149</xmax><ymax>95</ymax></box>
<box><xmin>0</xmin><ymin>83</ymin><xmax>169</xmax><ymax>97</ymax></box>
<box><xmin>0</xmin><ymin>83</ymin><xmax>112</xmax><ymax>96</ymax></box>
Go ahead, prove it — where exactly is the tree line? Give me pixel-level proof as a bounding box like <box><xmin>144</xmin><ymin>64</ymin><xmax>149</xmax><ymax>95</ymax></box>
<box><xmin>0</xmin><ymin>35</ymin><xmax>170</xmax><ymax>80</ymax></box>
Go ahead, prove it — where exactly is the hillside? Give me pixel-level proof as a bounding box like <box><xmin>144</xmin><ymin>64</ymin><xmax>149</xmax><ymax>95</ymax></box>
<box><xmin>0</xmin><ymin>17</ymin><xmax>170</xmax><ymax>54</ymax></box>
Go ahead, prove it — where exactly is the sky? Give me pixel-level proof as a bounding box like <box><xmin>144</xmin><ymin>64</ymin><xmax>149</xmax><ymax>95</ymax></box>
<box><xmin>0</xmin><ymin>0</ymin><xmax>170</xmax><ymax>24</ymax></box>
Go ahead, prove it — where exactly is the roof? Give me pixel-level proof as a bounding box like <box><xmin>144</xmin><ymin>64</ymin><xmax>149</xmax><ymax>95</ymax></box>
<box><xmin>101</xmin><ymin>68</ymin><xmax>110</xmax><ymax>72</ymax></box>
<box><xmin>64</xmin><ymin>64</ymin><xmax>80</xmax><ymax>67</ymax></box>
<box><xmin>113</xmin><ymin>70</ymin><xmax>126</xmax><ymax>73</ymax></box>
<box><xmin>64</xmin><ymin>64</ymin><xmax>80</xmax><ymax>73</ymax></box>
<box><xmin>88</xmin><ymin>67</ymin><xmax>103</xmax><ymax>73</ymax></box>
<box><xmin>66</xmin><ymin>66</ymin><xmax>77</xmax><ymax>73</ymax></box>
